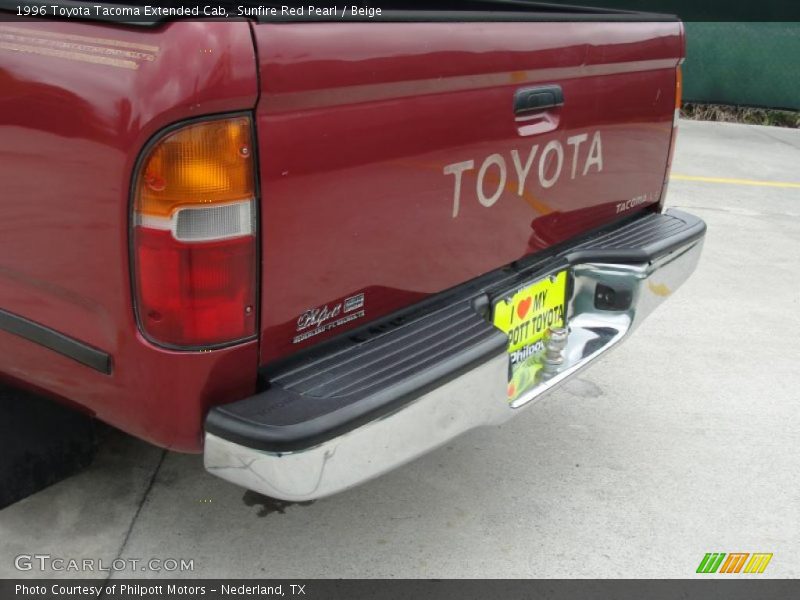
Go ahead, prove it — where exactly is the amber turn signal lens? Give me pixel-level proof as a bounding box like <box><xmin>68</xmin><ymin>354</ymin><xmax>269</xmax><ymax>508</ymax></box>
<box><xmin>675</xmin><ymin>65</ymin><xmax>683</xmax><ymax>109</ymax></box>
<box><xmin>136</xmin><ymin>116</ymin><xmax>254</xmax><ymax>218</ymax></box>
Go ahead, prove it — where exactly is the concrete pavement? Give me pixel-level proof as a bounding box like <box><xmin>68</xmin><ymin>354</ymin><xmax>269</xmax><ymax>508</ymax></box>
<box><xmin>1</xmin><ymin>119</ymin><xmax>799</xmax><ymax>578</ymax></box>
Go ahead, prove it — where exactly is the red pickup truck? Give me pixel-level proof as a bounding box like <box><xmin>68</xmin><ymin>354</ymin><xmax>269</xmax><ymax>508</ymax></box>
<box><xmin>0</xmin><ymin>3</ymin><xmax>704</xmax><ymax>501</ymax></box>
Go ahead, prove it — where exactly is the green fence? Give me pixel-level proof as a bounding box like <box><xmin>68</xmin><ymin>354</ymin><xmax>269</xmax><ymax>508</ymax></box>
<box><xmin>543</xmin><ymin>1</ymin><xmax>800</xmax><ymax>110</ymax></box>
<box><xmin>683</xmin><ymin>22</ymin><xmax>799</xmax><ymax>110</ymax></box>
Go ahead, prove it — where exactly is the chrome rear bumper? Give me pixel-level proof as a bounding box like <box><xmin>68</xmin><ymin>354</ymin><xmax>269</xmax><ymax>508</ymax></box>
<box><xmin>205</xmin><ymin>210</ymin><xmax>705</xmax><ymax>501</ymax></box>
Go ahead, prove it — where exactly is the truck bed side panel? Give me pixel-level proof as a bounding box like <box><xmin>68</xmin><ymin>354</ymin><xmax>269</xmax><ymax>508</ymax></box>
<box><xmin>0</xmin><ymin>20</ymin><xmax>259</xmax><ymax>452</ymax></box>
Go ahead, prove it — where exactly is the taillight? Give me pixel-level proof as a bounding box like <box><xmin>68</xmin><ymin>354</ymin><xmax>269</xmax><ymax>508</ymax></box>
<box><xmin>660</xmin><ymin>65</ymin><xmax>682</xmax><ymax>208</ymax></box>
<box><xmin>668</xmin><ymin>64</ymin><xmax>682</xmax><ymax>161</ymax></box>
<box><xmin>132</xmin><ymin>115</ymin><xmax>257</xmax><ymax>348</ymax></box>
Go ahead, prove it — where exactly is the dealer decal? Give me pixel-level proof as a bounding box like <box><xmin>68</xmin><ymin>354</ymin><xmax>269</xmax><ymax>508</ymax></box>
<box><xmin>444</xmin><ymin>131</ymin><xmax>603</xmax><ymax>218</ymax></box>
<box><xmin>293</xmin><ymin>293</ymin><xmax>366</xmax><ymax>344</ymax></box>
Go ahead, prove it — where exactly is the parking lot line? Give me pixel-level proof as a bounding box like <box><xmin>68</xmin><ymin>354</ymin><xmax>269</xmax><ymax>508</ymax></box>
<box><xmin>671</xmin><ymin>174</ymin><xmax>800</xmax><ymax>189</ymax></box>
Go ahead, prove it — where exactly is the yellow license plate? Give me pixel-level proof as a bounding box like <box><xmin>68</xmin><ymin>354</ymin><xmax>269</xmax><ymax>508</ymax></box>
<box><xmin>493</xmin><ymin>270</ymin><xmax>567</xmax><ymax>401</ymax></box>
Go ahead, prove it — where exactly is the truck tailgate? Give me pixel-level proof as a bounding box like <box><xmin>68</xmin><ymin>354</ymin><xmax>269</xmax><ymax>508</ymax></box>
<box><xmin>252</xmin><ymin>19</ymin><xmax>683</xmax><ymax>365</ymax></box>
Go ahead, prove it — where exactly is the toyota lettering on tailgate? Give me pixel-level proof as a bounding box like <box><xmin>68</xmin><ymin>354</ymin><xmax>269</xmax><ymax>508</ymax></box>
<box><xmin>443</xmin><ymin>131</ymin><xmax>603</xmax><ymax>218</ymax></box>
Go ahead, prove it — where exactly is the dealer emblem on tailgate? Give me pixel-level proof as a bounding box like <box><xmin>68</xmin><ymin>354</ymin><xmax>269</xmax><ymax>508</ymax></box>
<box><xmin>293</xmin><ymin>293</ymin><xmax>366</xmax><ymax>344</ymax></box>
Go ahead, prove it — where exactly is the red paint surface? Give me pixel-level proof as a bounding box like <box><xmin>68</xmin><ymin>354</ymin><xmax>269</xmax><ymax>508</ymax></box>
<box><xmin>0</xmin><ymin>20</ymin><xmax>259</xmax><ymax>452</ymax></box>
<box><xmin>0</xmin><ymin>18</ymin><xmax>683</xmax><ymax>451</ymax></box>
<box><xmin>253</xmin><ymin>21</ymin><xmax>683</xmax><ymax>364</ymax></box>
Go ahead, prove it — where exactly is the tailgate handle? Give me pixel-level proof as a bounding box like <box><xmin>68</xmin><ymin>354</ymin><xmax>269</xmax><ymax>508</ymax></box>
<box><xmin>514</xmin><ymin>85</ymin><xmax>564</xmax><ymax>115</ymax></box>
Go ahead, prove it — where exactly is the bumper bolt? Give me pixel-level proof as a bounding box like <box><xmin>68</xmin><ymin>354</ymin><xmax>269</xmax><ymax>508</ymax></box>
<box><xmin>540</xmin><ymin>327</ymin><xmax>568</xmax><ymax>380</ymax></box>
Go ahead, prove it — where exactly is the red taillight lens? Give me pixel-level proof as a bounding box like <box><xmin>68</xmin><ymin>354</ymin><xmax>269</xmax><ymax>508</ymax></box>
<box><xmin>132</xmin><ymin>116</ymin><xmax>257</xmax><ymax>348</ymax></box>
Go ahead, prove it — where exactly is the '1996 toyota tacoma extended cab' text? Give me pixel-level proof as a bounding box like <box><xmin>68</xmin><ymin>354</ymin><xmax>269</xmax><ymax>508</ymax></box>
<box><xmin>0</xmin><ymin>1</ymin><xmax>705</xmax><ymax>500</ymax></box>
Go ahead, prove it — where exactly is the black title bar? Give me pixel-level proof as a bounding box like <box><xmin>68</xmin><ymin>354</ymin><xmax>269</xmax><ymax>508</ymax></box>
<box><xmin>1</xmin><ymin>0</ymin><xmax>799</xmax><ymax>23</ymax></box>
